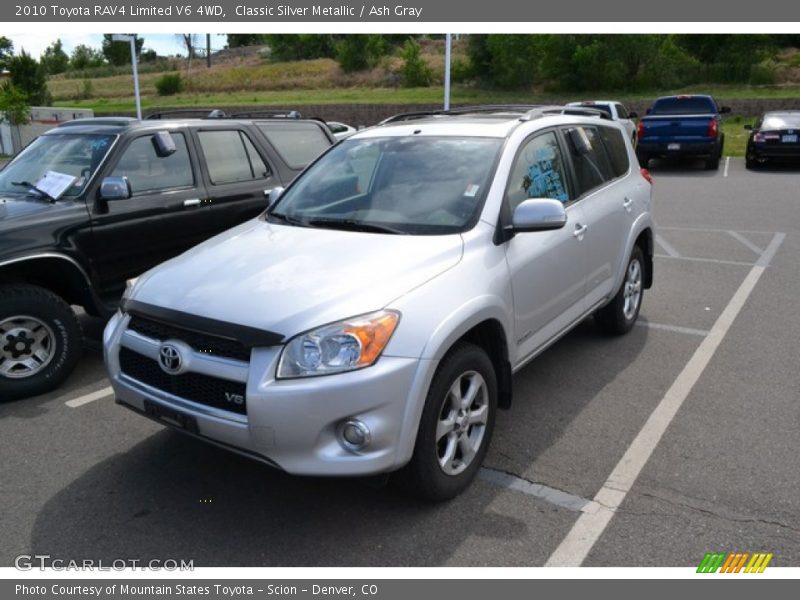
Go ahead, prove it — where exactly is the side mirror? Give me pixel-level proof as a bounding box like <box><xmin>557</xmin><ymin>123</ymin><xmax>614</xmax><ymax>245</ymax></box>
<box><xmin>628</xmin><ymin>111</ymin><xmax>639</xmax><ymax>119</ymax></box>
<box><xmin>567</xmin><ymin>127</ymin><xmax>592</xmax><ymax>155</ymax></box>
<box><xmin>720</xmin><ymin>106</ymin><xmax>732</xmax><ymax>114</ymax></box>
<box><xmin>267</xmin><ymin>186</ymin><xmax>284</xmax><ymax>208</ymax></box>
<box><xmin>645</xmin><ymin>108</ymin><xmax>652</xmax><ymax>115</ymax></box>
<box><xmin>509</xmin><ymin>199</ymin><xmax>567</xmax><ymax>233</ymax></box>
<box><xmin>152</xmin><ymin>131</ymin><xmax>177</xmax><ymax>157</ymax></box>
<box><xmin>99</xmin><ymin>176</ymin><xmax>131</xmax><ymax>200</ymax></box>
<box><xmin>744</xmin><ymin>124</ymin><xmax>753</xmax><ymax>130</ymax></box>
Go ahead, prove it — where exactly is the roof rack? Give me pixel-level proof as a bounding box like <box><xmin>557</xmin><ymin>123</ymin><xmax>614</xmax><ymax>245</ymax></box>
<box><xmin>229</xmin><ymin>109</ymin><xmax>303</xmax><ymax>119</ymax></box>
<box><xmin>144</xmin><ymin>109</ymin><xmax>229</xmax><ymax>120</ymax></box>
<box><xmin>379</xmin><ymin>104</ymin><xmax>611</xmax><ymax>125</ymax></box>
<box><xmin>54</xmin><ymin>117</ymin><xmax>138</xmax><ymax>128</ymax></box>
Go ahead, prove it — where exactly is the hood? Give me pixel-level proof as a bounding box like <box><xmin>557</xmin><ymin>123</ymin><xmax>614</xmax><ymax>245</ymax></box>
<box><xmin>132</xmin><ymin>219</ymin><xmax>464</xmax><ymax>337</ymax></box>
<box><xmin>0</xmin><ymin>195</ymin><xmax>64</xmax><ymax>222</ymax></box>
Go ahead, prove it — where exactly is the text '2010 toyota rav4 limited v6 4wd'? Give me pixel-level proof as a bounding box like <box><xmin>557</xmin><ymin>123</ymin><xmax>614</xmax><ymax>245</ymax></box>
<box><xmin>104</xmin><ymin>106</ymin><xmax>655</xmax><ymax>500</ymax></box>
<box><xmin>0</xmin><ymin>113</ymin><xmax>334</xmax><ymax>400</ymax></box>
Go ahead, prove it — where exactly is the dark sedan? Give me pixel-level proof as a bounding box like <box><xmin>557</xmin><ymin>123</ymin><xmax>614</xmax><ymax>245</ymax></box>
<box><xmin>745</xmin><ymin>111</ymin><xmax>800</xmax><ymax>169</ymax></box>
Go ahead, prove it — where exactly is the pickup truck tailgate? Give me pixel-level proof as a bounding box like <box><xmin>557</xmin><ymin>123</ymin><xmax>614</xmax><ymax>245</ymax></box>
<box><xmin>640</xmin><ymin>115</ymin><xmax>712</xmax><ymax>140</ymax></box>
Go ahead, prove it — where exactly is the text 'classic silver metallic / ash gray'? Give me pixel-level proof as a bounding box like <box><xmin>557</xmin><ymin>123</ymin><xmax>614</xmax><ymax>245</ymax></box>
<box><xmin>104</xmin><ymin>106</ymin><xmax>655</xmax><ymax>501</ymax></box>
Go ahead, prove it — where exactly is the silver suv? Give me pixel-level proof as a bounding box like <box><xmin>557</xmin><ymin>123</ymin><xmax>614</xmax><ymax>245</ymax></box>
<box><xmin>103</xmin><ymin>106</ymin><xmax>654</xmax><ymax>500</ymax></box>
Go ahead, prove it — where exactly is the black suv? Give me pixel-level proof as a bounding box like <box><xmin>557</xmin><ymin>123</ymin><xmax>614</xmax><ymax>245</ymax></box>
<box><xmin>0</xmin><ymin>115</ymin><xmax>334</xmax><ymax>400</ymax></box>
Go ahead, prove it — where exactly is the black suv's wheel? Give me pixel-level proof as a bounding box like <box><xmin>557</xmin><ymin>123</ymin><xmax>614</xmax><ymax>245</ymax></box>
<box><xmin>0</xmin><ymin>285</ymin><xmax>82</xmax><ymax>401</ymax></box>
<box><xmin>397</xmin><ymin>343</ymin><xmax>497</xmax><ymax>501</ymax></box>
<box><xmin>595</xmin><ymin>246</ymin><xmax>645</xmax><ymax>335</ymax></box>
<box><xmin>636</xmin><ymin>150</ymin><xmax>650</xmax><ymax>168</ymax></box>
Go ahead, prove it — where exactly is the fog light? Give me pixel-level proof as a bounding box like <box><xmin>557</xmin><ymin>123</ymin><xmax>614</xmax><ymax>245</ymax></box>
<box><xmin>339</xmin><ymin>420</ymin><xmax>371</xmax><ymax>451</ymax></box>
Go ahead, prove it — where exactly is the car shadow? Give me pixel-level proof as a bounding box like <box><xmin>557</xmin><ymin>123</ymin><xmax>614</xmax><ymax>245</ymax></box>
<box><xmin>644</xmin><ymin>157</ymin><xmax>720</xmax><ymax>177</ymax></box>
<box><xmin>26</xmin><ymin>320</ymin><xmax>648</xmax><ymax>566</ymax></box>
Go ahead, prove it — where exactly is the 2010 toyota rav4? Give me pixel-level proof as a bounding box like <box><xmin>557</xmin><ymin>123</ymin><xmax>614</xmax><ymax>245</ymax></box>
<box><xmin>104</xmin><ymin>106</ymin><xmax>655</xmax><ymax>500</ymax></box>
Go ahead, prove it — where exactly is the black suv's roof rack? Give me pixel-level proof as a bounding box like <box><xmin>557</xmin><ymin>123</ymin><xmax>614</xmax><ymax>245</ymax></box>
<box><xmin>379</xmin><ymin>104</ymin><xmax>612</xmax><ymax>125</ymax></box>
<box><xmin>144</xmin><ymin>109</ymin><xmax>229</xmax><ymax>120</ymax></box>
<box><xmin>229</xmin><ymin>109</ymin><xmax>303</xmax><ymax>119</ymax></box>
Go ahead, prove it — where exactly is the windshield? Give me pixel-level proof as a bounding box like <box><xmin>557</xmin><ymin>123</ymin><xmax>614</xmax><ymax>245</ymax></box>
<box><xmin>269</xmin><ymin>136</ymin><xmax>503</xmax><ymax>235</ymax></box>
<box><xmin>0</xmin><ymin>133</ymin><xmax>115</xmax><ymax>198</ymax></box>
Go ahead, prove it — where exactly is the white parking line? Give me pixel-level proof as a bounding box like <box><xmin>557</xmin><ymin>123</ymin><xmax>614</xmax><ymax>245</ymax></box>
<box><xmin>654</xmin><ymin>234</ymin><xmax>680</xmax><ymax>258</ymax></box>
<box><xmin>723</xmin><ymin>156</ymin><xmax>730</xmax><ymax>177</ymax></box>
<box><xmin>655</xmin><ymin>254</ymin><xmax>756</xmax><ymax>267</ymax></box>
<box><xmin>65</xmin><ymin>386</ymin><xmax>113</xmax><ymax>408</ymax></box>
<box><xmin>479</xmin><ymin>468</ymin><xmax>590</xmax><ymax>512</ymax></box>
<box><xmin>727</xmin><ymin>230</ymin><xmax>764</xmax><ymax>255</ymax></box>
<box><xmin>545</xmin><ymin>232</ymin><xmax>784</xmax><ymax>567</ymax></box>
<box><xmin>634</xmin><ymin>321</ymin><xmax>709</xmax><ymax>337</ymax></box>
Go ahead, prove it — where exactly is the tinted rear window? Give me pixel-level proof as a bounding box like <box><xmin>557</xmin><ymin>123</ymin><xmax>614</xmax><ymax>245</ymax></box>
<box><xmin>597</xmin><ymin>126</ymin><xmax>630</xmax><ymax>178</ymax></box>
<box><xmin>565</xmin><ymin>126</ymin><xmax>615</xmax><ymax>197</ymax></box>
<box><xmin>761</xmin><ymin>114</ymin><xmax>800</xmax><ymax>130</ymax></box>
<box><xmin>650</xmin><ymin>97</ymin><xmax>716</xmax><ymax>115</ymax></box>
<box><xmin>256</xmin><ymin>121</ymin><xmax>332</xmax><ymax>169</ymax></box>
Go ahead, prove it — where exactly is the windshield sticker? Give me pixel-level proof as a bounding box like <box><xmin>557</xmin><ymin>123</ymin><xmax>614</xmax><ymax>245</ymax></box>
<box><xmin>522</xmin><ymin>147</ymin><xmax>569</xmax><ymax>203</ymax></box>
<box><xmin>34</xmin><ymin>171</ymin><xmax>77</xmax><ymax>201</ymax></box>
<box><xmin>464</xmin><ymin>184</ymin><xmax>480</xmax><ymax>197</ymax></box>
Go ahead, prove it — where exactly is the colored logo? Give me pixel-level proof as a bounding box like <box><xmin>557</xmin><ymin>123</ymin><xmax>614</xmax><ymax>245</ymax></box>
<box><xmin>697</xmin><ymin>552</ymin><xmax>773</xmax><ymax>573</ymax></box>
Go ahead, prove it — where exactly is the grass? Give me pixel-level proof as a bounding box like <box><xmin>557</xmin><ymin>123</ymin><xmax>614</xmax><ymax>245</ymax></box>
<box><xmin>722</xmin><ymin>116</ymin><xmax>755</xmax><ymax>157</ymax></box>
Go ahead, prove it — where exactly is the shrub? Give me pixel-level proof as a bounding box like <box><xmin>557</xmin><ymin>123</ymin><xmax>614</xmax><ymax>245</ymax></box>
<box><xmin>401</xmin><ymin>38</ymin><xmax>433</xmax><ymax>87</ymax></box>
<box><xmin>336</xmin><ymin>35</ymin><xmax>387</xmax><ymax>73</ymax></box>
<box><xmin>155</xmin><ymin>73</ymin><xmax>183</xmax><ymax>96</ymax></box>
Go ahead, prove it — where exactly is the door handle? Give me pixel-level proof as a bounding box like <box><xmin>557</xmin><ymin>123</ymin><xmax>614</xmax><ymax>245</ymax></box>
<box><xmin>623</xmin><ymin>197</ymin><xmax>633</xmax><ymax>212</ymax></box>
<box><xmin>183</xmin><ymin>198</ymin><xmax>202</xmax><ymax>208</ymax></box>
<box><xmin>573</xmin><ymin>224</ymin><xmax>588</xmax><ymax>239</ymax></box>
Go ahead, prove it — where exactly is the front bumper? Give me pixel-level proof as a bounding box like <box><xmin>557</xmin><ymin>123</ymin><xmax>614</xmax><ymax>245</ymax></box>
<box><xmin>104</xmin><ymin>311</ymin><xmax>430</xmax><ymax>476</ymax></box>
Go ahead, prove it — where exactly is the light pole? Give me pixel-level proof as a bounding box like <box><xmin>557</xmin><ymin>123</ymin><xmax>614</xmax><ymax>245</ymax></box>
<box><xmin>444</xmin><ymin>33</ymin><xmax>452</xmax><ymax>111</ymax></box>
<box><xmin>111</xmin><ymin>34</ymin><xmax>142</xmax><ymax>120</ymax></box>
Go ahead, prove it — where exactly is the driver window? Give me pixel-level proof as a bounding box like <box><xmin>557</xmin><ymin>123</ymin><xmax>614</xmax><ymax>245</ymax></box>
<box><xmin>506</xmin><ymin>131</ymin><xmax>571</xmax><ymax>212</ymax></box>
<box><xmin>111</xmin><ymin>133</ymin><xmax>193</xmax><ymax>195</ymax></box>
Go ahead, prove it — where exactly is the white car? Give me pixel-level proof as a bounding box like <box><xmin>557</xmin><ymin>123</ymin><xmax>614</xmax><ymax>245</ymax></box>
<box><xmin>326</xmin><ymin>121</ymin><xmax>358</xmax><ymax>141</ymax></box>
<box><xmin>104</xmin><ymin>105</ymin><xmax>654</xmax><ymax>501</ymax></box>
<box><xmin>567</xmin><ymin>100</ymin><xmax>638</xmax><ymax>145</ymax></box>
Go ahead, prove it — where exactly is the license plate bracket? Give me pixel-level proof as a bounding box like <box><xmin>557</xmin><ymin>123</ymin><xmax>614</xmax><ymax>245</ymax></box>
<box><xmin>144</xmin><ymin>400</ymin><xmax>198</xmax><ymax>433</ymax></box>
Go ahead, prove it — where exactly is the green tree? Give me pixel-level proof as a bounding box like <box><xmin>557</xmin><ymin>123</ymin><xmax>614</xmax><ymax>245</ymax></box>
<box><xmin>7</xmin><ymin>50</ymin><xmax>52</xmax><ymax>106</ymax></box>
<box><xmin>0</xmin><ymin>36</ymin><xmax>13</xmax><ymax>72</ymax></box>
<box><xmin>265</xmin><ymin>34</ymin><xmax>337</xmax><ymax>61</ymax></box>
<box><xmin>40</xmin><ymin>39</ymin><xmax>70</xmax><ymax>75</ymax></box>
<box><xmin>336</xmin><ymin>35</ymin><xmax>388</xmax><ymax>73</ymax></box>
<box><xmin>0</xmin><ymin>83</ymin><xmax>30</xmax><ymax>125</ymax></box>
<box><xmin>101</xmin><ymin>34</ymin><xmax>144</xmax><ymax>66</ymax></box>
<box><xmin>401</xmin><ymin>38</ymin><xmax>433</xmax><ymax>87</ymax></box>
<box><xmin>70</xmin><ymin>44</ymin><xmax>105</xmax><ymax>69</ymax></box>
<box><xmin>227</xmin><ymin>34</ymin><xmax>269</xmax><ymax>48</ymax></box>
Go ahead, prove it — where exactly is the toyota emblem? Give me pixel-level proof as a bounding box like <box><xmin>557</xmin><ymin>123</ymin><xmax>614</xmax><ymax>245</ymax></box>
<box><xmin>158</xmin><ymin>343</ymin><xmax>183</xmax><ymax>374</ymax></box>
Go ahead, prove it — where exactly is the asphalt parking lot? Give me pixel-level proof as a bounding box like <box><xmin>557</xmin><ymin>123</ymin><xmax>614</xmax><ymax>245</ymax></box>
<box><xmin>1</xmin><ymin>156</ymin><xmax>798</xmax><ymax>568</ymax></box>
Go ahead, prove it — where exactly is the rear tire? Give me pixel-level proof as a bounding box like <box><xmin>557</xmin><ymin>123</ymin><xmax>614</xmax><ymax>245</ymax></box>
<box><xmin>0</xmin><ymin>285</ymin><xmax>82</xmax><ymax>401</ymax></box>
<box><xmin>636</xmin><ymin>151</ymin><xmax>650</xmax><ymax>168</ymax></box>
<box><xmin>395</xmin><ymin>343</ymin><xmax>497</xmax><ymax>501</ymax></box>
<box><xmin>595</xmin><ymin>246</ymin><xmax>645</xmax><ymax>336</ymax></box>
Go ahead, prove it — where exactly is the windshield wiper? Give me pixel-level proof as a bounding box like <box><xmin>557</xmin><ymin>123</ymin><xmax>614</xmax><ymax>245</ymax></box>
<box><xmin>266</xmin><ymin>211</ymin><xmax>309</xmax><ymax>227</ymax></box>
<box><xmin>10</xmin><ymin>181</ymin><xmax>57</xmax><ymax>203</ymax></box>
<box><xmin>305</xmin><ymin>218</ymin><xmax>406</xmax><ymax>235</ymax></box>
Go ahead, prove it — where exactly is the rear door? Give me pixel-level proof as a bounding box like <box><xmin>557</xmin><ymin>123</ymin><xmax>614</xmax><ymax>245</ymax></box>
<box><xmin>253</xmin><ymin>120</ymin><xmax>334</xmax><ymax>182</ymax></box>
<box><xmin>194</xmin><ymin>126</ymin><xmax>280</xmax><ymax>235</ymax></box>
<box><xmin>88</xmin><ymin>129</ymin><xmax>209</xmax><ymax>291</ymax></box>
<box><xmin>562</xmin><ymin>124</ymin><xmax>638</xmax><ymax>308</ymax></box>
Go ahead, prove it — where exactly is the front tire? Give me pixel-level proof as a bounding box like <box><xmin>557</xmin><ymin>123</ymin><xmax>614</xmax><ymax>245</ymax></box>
<box><xmin>595</xmin><ymin>246</ymin><xmax>645</xmax><ymax>335</ymax></box>
<box><xmin>0</xmin><ymin>285</ymin><xmax>82</xmax><ymax>401</ymax></box>
<box><xmin>397</xmin><ymin>343</ymin><xmax>497</xmax><ymax>501</ymax></box>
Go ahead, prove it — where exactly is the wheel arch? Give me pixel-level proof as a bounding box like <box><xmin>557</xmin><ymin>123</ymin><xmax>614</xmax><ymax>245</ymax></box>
<box><xmin>0</xmin><ymin>254</ymin><xmax>101</xmax><ymax>315</ymax></box>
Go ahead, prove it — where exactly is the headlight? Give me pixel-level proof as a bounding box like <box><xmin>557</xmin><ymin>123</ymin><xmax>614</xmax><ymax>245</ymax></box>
<box><xmin>277</xmin><ymin>310</ymin><xmax>400</xmax><ymax>379</ymax></box>
<box><xmin>121</xmin><ymin>277</ymin><xmax>138</xmax><ymax>303</ymax></box>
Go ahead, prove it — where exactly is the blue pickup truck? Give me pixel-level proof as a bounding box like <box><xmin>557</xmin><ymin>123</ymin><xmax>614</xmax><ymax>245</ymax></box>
<box><xmin>636</xmin><ymin>95</ymin><xmax>731</xmax><ymax>170</ymax></box>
